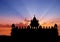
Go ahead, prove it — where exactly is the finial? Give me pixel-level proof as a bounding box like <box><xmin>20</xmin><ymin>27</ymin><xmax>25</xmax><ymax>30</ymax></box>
<box><xmin>33</xmin><ymin>14</ymin><xmax>36</xmax><ymax>20</ymax></box>
<box><xmin>34</xmin><ymin>14</ymin><xmax>35</xmax><ymax>17</ymax></box>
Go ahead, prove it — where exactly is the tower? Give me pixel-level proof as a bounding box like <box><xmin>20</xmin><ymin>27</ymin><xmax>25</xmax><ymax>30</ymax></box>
<box><xmin>30</xmin><ymin>15</ymin><xmax>39</xmax><ymax>27</ymax></box>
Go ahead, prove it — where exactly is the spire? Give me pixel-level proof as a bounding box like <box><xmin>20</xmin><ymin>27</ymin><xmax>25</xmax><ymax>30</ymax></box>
<box><xmin>30</xmin><ymin>15</ymin><xmax>39</xmax><ymax>27</ymax></box>
<box><xmin>33</xmin><ymin>14</ymin><xmax>36</xmax><ymax>20</ymax></box>
<box><xmin>34</xmin><ymin>14</ymin><xmax>35</xmax><ymax>17</ymax></box>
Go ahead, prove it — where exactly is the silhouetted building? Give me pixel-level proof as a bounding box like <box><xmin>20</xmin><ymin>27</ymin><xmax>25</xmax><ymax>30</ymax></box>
<box><xmin>30</xmin><ymin>15</ymin><xmax>39</xmax><ymax>28</ymax></box>
<box><xmin>11</xmin><ymin>16</ymin><xmax>58</xmax><ymax>41</ymax></box>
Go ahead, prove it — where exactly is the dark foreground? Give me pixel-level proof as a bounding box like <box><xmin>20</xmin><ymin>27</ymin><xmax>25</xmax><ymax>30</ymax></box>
<box><xmin>0</xmin><ymin>33</ymin><xmax>60</xmax><ymax>42</ymax></box>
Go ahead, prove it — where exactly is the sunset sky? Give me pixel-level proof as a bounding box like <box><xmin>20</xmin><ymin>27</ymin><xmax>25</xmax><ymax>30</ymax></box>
<box><xmin>0</xmin><ymin>0</ymin><xmax>60</xmax><ymax>36</ymax></box>
<box><xmin>0</xmin><ymin>0</ymin><xmax>60</xmax><ymax>25</ymax></box>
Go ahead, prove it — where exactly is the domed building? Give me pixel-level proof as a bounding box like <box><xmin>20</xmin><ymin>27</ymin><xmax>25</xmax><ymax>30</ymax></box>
<box><xmin>30</xmin><ymin>15</ymin><xmax>39</xmax><ymax>28</ymax></box>
<box><xmin>11</xmin><ymin>15</ymin><xmax>58</xmax><ymax>41</ymax></box>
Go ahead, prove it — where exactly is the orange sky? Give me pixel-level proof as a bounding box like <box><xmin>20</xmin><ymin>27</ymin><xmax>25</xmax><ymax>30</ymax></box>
<box><xmin>0</xmin><ymin>18</ymin><xmax>60</xmax><ymax>36</ymax></box>
<box><xmin>0</xmin><ymin>0</ymin><xmax>60</xmax><ymax>36</ymax></box>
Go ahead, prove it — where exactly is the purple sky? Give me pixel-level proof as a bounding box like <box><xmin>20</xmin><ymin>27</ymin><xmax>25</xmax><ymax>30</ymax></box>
<box><xmin>0</xmin><ymin>0</ymin><xmax>60</xmax><ymax>24</ymax></box>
